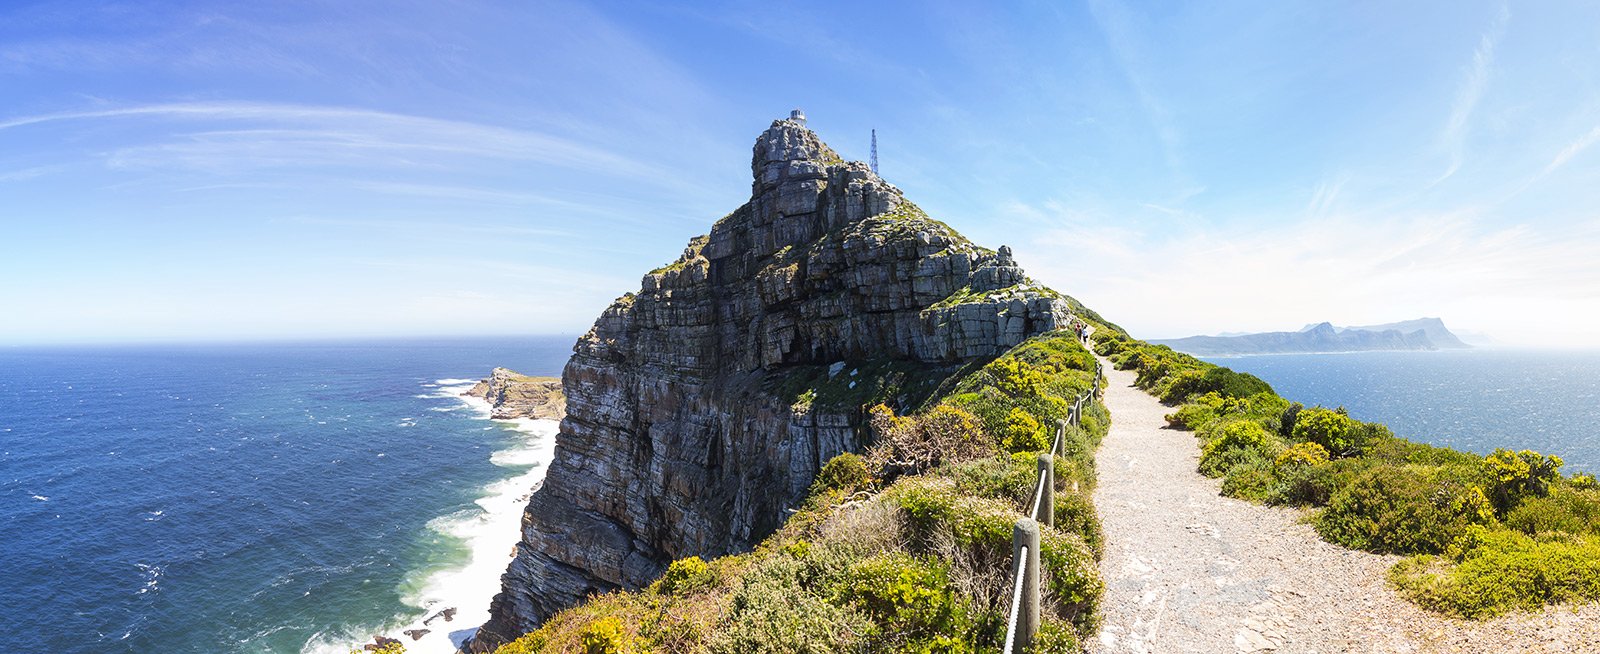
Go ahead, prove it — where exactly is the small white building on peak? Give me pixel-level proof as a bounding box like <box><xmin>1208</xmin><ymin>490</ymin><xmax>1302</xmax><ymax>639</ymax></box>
<box><xmin>789</xmin><ymin>108</ymin><xmax>806</xmax><ymax>126</ymax></box>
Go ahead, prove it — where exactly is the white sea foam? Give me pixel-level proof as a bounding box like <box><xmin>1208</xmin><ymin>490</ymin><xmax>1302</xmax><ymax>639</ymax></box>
<box><xmin>305</xmin><ymin>382</ymin><xmax>559</xmax><ymax>654</ymax></box>
<box><xmin>134</xmin><ymin>563</ymin><xmax>163</xmax><ymax>595</ymax></box>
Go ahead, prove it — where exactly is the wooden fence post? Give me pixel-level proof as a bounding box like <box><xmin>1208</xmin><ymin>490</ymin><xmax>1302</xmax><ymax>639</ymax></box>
<box><xmin>1012</xmin><ymin>518</ymin><xmax>1041</xmax><ymax>653</ymax></box>
<box><xmin>1037</xmin><ymin>453</ymin><xmax>1054</xmax><ymax>527</ymax></box>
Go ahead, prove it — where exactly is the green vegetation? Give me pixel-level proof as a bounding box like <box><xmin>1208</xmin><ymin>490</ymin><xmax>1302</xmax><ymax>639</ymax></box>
<box><xmin>1093</xmin><ymin>330</ymin><xmax>1600</xmax><ymax>619</ymax></box>
<box><xmin>492</xmin><ymin>331</ymin><xmax>1110</xmax><ymax>653</ymax></box>
<box><xmin>350</xmin><ymin>644</ymin><xmax>404</xmax><ymax>654</ymax></box>
<box><xmin>769</xmin><ymin>358</ymin><xmax>965</xmax><ymax>417</ymax></box>
<box><xmin>928</xmin><ymin>283</ymin><xmax>1062</xmax><ymax>311</ymax></box>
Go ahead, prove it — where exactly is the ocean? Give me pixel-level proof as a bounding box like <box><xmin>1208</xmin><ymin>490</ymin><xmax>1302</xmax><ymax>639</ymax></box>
<box><xmin>0</xmin><ymin>336</ymin><xmax>575</xmax><ymax>654</ymax></box>
<box><xmin>6</xmin><ymin>342</ymin><xmax>1598</xmax><ymax>654</ymax></box>
<box><xmin>1203</xmin><ymin>348</ymin><xmax>1599</xmax><ymax>473</ymax></box>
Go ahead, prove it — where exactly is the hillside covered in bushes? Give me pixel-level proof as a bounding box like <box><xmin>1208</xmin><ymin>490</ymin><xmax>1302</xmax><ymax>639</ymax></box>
<box><xmin>489</xmin><ymin>328</ymin><xmax>1117</xmax><ymax>654</ymax></box>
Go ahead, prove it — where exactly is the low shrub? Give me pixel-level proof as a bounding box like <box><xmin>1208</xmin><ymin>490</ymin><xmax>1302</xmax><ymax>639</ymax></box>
<box><xmin>1573</xmin><ymin>472</ymin><xmax>1599</xmax><ymax>490</ymax></box>
<box><xmin>1198</xmin><ymin>421</ymin><xmax>1281</xmax><ymax>478</ymax></box>
<box><xmin>867</xmin><ymin>403</ymin><xmax>992</xmax><ymax>480</ymax></box>
<box><xmin>1030</xmin><ymin>618</ymin><xmax>1081</xmax><ymax>654</ymax></box>
<box><xmin>579</xmin><ymin>617</ymin><xmax>632</xmax><ymax>654</ymax></box>
<box><xmin>1158</xmin><ymin>365</ymin><xmax>1274</xmax><ymax>403</ymax></box>
<box><xmin>711</xmin><ymin>551</ymin><xmax>866</xmax><ymax>654</ymax></box>
<box><xmin>1038</xmin><ymin>528</ymin><xmax>1102</xmax><ymax>631</ymax></box>
<box><xmin>1503</xmin><ymin>485</ymin><xmax>1600</xmax><ymax>536</ymax></box>
<box><xmin>987</xmin><ymin>357</ymin><xmax>1047</xmax><ymax>398</ymax></box>
<box><xmin>1363</xmin><ymin>436</ymin><xmax>1481</xmax><ymax>469</ymax></box>
<box><xmin>1001</xmin><ymin>407</ymin><xmax>1048</xmax><ymax>453</ymax></box>
<box><xmin>1275</xmin><ymin>441</ymin><xmax>1329</xmax><ymax>471</ymax></box>
<box><xmin>1291</xmin><ymin>408</ymin><xmax>1363</xmax><ymax>457</ymax></box>
<box><xmin>653</xmin><ymin>556</ymin><xmax>713</xmax><ymax>596</ymax></box>
<box><xmin>833</xmin><ymin>552</ymin><xmax>972</xmax><ymax>652</ymax></box>
<box><xmin>1221</xmin><ymin>455</ymin><xmax>1278</xmax><ymax>503</ymax></box>
<box><xmin>813</xmin><ymin>452</ymin><xmax>873</xmax><ymax>495</ymax></box>
<box><xmin>1389</xmin><ymin>527</ymin><xmax>1600</xmax><ymax>618</ymax></box>
<box><xmin>949</xmin><ymin>455</ymin><xmax>1036</xmax><ymax>508</ymax></box>
<box><xmin>890</xmin><ymin>478</ymin><xmax>1013</xmax><ymax>557</ymax></box>
<box><xmin>1267</xmin><ymin>460</ymin><xmax>1340</xmax><ymax>507</ymax></box>
<box><xmin>1315</xmin><ymin>466</ymin><xmax>1494</xmax><ymax>554</ymax></box>
<box><xmin>1277</xmin><ymin>402</ymin><xmax>1303</xmax><ymax>439</ymax></box>
<box><xmin>1053</xmin><ymin>491</ymin><xmax>1104</xmax><ymax>559</ymax></box>
<box><xmin>1484</xmin><ymin>448</ymin><xmax>1564</xmax><ymax>513</ymax></box>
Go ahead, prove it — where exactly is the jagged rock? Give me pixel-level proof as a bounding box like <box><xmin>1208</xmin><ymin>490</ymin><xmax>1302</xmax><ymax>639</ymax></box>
<box><xmin>467</xmin><ymin>115</ymin><xmax>1072</xmax><ymax>651</ymax></box>
<box><xmin>464</xmin><ymin>368</ymin><xmax>565</xmax><ymax>421</ymax></box>
<box><xmin>364</xmin><ymin>635</ymin><xmax>402</xmax><ymax>651</ymax></box>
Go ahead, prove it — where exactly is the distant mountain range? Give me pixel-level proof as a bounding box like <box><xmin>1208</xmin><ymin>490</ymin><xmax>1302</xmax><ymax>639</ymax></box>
<box><xmin>1152</xmin><ymin>317</ymin><xmax>1472</xmax><ymax>356</ymax></box>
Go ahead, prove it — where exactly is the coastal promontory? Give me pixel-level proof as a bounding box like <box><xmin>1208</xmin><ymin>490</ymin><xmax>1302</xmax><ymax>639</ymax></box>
<box><xmin>463</xmin><ymin>367</ymin><xmax>565</xmax><ymax>421</ymax></box>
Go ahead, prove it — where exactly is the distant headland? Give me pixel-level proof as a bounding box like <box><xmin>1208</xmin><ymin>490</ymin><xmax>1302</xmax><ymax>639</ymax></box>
<box><xmin>1152</xmin><ymin>317</ymin><xmax>1472</xmax><ymax>356</ymax></box>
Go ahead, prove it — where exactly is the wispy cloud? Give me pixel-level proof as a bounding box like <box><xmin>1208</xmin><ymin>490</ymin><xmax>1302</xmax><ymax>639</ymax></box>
<box><xmin>1085</xmin><ymin>0</ymin><xmax>1198</xmax><ymax>202</ymax></box>
<box><xmin>1435</xmin><ymin>4</ymin><xmax>1510</xmax><ymax>185</ymax></box>
<box><xmin>1304</xmin><ymin>175</ymin><xmax>1348</xmax><ymax>220</ymax></box>
<box><xmin>1538</xmin><ymin>125</ymin><xmax>1600</xmax><ymax>178</ymax></box>
<box><xmin>0</xmin><ymin>102</ymin><xmax>667</xmax><ymax>180</ymax></box>
<box><xmin>284</xmin><ymin>215</ymin><xmax>573</xmax><ymax>240</ymax></box>
<box><xmin>0</xmin><ymin>164</ymin><xmax>64</xmax><ymax>182</ymax></box>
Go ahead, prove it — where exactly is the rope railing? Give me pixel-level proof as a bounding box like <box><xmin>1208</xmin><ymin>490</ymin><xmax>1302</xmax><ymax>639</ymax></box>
<box><xmin>1001</xmin><ymin>541</ymin><xmax>1030</xmax><ymax>654</ymax></box>
<box><xmin>1002</xmin><ymin>328</ymin><xmax>1103</xmax><ymax>652</ymax></box>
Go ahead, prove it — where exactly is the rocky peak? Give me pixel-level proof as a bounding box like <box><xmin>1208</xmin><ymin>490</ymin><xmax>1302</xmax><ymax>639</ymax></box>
<box><xmin>722</xmin><ymin>118</ymin><xmax>904</xmax><ymax>263</ymax></box>
<box><xmin>468</xmin><ymin>114</ymin><xmax>1077</xmax><ymax>651</ymax></box>
<box><xmin>751</xmin><ymin>118</ymin><xmax>839</xmax><ymax>192</ymax></box>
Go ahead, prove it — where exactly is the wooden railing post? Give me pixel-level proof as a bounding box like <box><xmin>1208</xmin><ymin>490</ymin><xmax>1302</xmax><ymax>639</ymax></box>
<box><xmin>1037</xmin><ymin>453</ymin><xmax>1054</xmax><ymax>527</ymax></box>
<box><xmin>1012</xmin><ymin>518</ymin><xmax>1041</xmax><ymax>653</ymax></box>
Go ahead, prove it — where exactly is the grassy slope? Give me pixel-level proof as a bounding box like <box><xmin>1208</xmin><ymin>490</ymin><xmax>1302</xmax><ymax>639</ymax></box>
<box><xmin>491</xmin><ymin>322</ymin><xmax>1121</xmax><ymax>654</ymax></box>
<box><xmin>1091</xmin><ymin>331</ymin><xmax>1600</xmax><ymax>619</ymax></box>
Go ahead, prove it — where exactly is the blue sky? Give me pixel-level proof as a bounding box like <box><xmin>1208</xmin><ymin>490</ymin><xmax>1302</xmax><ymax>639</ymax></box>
<box><xmin>3</xmin><ymin>1</ymin><xmax>1598</xmax><ymax>346</ymax></box>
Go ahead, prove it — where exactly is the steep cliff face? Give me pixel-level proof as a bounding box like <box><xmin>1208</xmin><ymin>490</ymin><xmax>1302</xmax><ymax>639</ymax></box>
<box><xmin>470</xmin><ymin>117</ymin><xmax>1072</xmax><ymax>650</ymax></box>
<box><xmin>463</xmin><ymin>368</ymin><xmax>566</xmax><ymax>421</ymax></box>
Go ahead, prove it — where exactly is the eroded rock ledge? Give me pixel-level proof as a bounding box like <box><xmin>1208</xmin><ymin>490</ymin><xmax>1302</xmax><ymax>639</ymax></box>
<box><xmin>464</xmin><ymin>367</ymin><xmax>566</xmax><ymax>421</ymax></box>
<box><xmin>468</xmin><ymin>116</ymin><xmax>1074</xmax><ymax>651</ymax></box>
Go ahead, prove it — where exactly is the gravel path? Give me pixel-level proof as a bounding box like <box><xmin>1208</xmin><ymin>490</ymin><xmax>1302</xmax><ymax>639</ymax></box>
<box><xmin>1088</xmin><ymin>355</ymin><xmax>1600</xmax><ymax>654</ymax></box>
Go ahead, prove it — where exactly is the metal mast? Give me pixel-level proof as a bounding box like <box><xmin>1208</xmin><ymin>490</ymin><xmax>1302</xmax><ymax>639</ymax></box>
<box><xmin>870</xmin><ymin>129</ymin><xmax>879</xmax><ymax>175</ymax></box>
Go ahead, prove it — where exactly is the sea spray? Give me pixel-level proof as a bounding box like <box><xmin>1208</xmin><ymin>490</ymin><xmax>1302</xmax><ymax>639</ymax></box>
<box><xmin>305</xmin><ymin>380</ymin><xmax>559</xmax><ymax>654</ymax></box>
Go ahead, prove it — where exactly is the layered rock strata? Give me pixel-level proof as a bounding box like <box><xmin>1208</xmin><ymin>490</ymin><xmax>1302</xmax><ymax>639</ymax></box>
<box><xmin>470</xmin><ymin>117</ymin><xmax>1073</xmax><ymax>650</ymax></box>
<box><xmin>464</xmin><ymin>367</ymin><xmax>566</xmax><ymax>421</ymax></box>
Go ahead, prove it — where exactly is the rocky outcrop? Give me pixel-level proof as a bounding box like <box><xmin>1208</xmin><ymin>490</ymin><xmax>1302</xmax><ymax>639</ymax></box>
<box><xmin>468</xmin><ymin>116</ymin><xmax>1074</xmax><ymax>650</ymax></box>
<box><xmin>464</xmin><ymin>367</ymin><xmax>566</xmax><ymax>421</ymax></box>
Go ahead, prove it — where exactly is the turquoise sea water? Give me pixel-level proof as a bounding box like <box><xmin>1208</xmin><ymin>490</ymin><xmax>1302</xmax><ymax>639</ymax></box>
<box><xmin>0</xmin><ymin>337</ymin><xmax>574</xmax><ymax>654</ymax></box>
<box><xmin>1203</xmin><ymin>349</ymin><xmax>1600</xmax><ymax>473</ymax></box>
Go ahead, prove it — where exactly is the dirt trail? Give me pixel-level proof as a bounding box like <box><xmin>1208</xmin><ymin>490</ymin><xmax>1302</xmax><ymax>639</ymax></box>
<box><xmin>1088</xmin><ymin>355</ymin><xmax>1599</xmax><ymax>654</ymax></box>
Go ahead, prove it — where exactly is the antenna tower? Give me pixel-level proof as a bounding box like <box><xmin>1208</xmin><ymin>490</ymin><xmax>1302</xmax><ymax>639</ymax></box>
<box><xmin>870</xmin><ymin>129</ymin><xmax>879</xmax><ymax>175</ymax></box>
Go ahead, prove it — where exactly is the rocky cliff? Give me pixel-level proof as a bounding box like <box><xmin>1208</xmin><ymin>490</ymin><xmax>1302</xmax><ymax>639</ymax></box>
<box><xmin>464</xmin><ymin>367</ymin><xmax>566</xmax><ymax>421</ymax></box>
<box><xmin>469</xmin><ymin>116</ymin><xmax>1076</xmax><ymax>650</ymax></box>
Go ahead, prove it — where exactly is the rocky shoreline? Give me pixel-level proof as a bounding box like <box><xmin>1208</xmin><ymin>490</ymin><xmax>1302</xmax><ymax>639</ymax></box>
<box><xmin>463</xmin><ymin>368</ymin><xmax>565</xmax><ymax>421</ymax></box>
